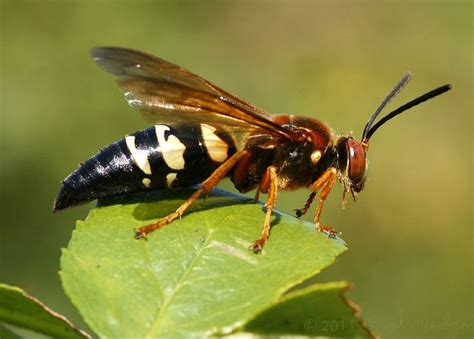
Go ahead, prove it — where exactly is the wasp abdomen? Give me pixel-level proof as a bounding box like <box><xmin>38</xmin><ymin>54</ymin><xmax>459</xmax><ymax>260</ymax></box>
<box><xmin>53</xmin><ymin>124</ymin><xmax>234</xmax><ymax>212</ymax></box>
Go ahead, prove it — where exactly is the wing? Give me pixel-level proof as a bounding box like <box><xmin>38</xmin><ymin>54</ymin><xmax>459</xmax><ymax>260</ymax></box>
<box><xmin>90</xmin><ymin>47</ymin><xmax>297</xmax><ymax>143</ymax></box>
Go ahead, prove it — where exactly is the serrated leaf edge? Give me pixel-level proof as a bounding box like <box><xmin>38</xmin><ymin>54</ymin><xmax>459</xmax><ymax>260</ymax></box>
<box><xmin>0</xmin><ymin>284</ymin><xmax>91</xmax><ymax>338</ymax></box>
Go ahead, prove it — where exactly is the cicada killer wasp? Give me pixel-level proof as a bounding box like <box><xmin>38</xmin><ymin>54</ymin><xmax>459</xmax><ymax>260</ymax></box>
<box><xmin>54</xmin><ymin>47</ymin><xmax>451</xmax><ymax>253</ymax></box>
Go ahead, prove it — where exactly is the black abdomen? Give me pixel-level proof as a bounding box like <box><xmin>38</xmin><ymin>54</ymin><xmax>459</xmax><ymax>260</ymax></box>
<box><xmin>53</xmin><ymin>124</ymin><xmax>234</xmax><ymax>212</ymax></box>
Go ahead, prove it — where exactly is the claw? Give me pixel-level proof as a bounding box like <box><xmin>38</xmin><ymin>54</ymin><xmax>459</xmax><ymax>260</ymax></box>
<box><xmin>249</xmin><ymin>242</ymin><xmax>263</xmax><ymax>254</ymax></box>
<box><xmin>134</xmin><ymin>229</ymin><xmax>148</xmax><ymax>240</ymax></box>
<box><xmin>317</xmin><ymin>225</ymin><xmax>338</xmax><ymax>238</ymax></box>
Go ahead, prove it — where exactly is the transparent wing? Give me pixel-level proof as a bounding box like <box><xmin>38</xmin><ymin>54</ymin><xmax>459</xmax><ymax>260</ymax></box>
<box><xmin>90</xmin><ymin>47</ymin><xmax>297</xmax><ymax>142</ymax></box>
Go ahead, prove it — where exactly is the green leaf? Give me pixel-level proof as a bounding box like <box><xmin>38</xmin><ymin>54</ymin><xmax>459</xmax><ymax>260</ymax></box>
<box><xmin>0</xmin><ymin>324</ymin><xmax>22</xmax><ymax>339</ymax></box>
<box><xmin>0</xmin><ymin>283</ymin><xmax>89</xmax><ymax>338</ymax></box>
<box><xmin>236</xmin><ymin>281</ymin><xmax>375</xmax><ymax>338</ymax></box>
<box><xmin>60</xmin><ymin>188</ymin><xmax>347</xmax><ymax>337</ymax></box>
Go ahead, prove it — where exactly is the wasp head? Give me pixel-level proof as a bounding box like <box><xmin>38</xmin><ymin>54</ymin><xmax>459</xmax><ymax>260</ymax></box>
<box><xmin>336</xmin><ymin>137</ymin><xmax>367</xmax><ymax>200</ymax></box>
<box><xmin>337</xmin><ymin>73</ymin><xmax>451</xmax><ymax>202</ymax></box>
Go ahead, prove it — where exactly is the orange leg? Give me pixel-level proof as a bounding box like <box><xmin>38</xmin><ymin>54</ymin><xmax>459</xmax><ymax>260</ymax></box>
<box><xmin>249</xmin><ymin>166</ymin><xmax>277</xmax><ymax>253</ymax></box>
<box><xmin>310</xmin><ymin>167</ymin><xmax>338</xmax><ymax>237</ymax></box>
<box><xmin>135</xmin><ymin>150</ymin><xmax>249</xmax><ymax>239</ymax></box>
<box><xmin>294</xmin><ymin>191</ymin><xmax>317</xmax><ymax>218</ymax></box>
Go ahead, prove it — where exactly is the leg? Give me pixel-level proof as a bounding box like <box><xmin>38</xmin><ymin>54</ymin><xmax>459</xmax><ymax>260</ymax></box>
<box><xmin>135</xmin><ymin>150</ymin><xmax>249</xmax><ymax>239</ymax></box>
<box><xmin>254</xmin><ymin>188</ymin><xmax>261</xmax><ymax>202</ymax></box>
<box><xmin>249</xmin><ymin>166</ymin><xmax>277</xmax><ymax>253</ymax></box>
<box><xmin>310</xmin><ymin>167</ymin><xmax>338</xmax><ymax>237</ymax></box>
<box><xmin>294</xmin><ymin>191</ymin><xmax>317</xmax><ymax>218</ymax></box>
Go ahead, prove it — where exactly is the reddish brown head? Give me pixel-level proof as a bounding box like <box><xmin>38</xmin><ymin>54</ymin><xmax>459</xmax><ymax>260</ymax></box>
<box><xmin>337</xmin><ymin>73</ymin><xmax>451</xmax><ymax>197</ymax></box>
<box><xmin>336</xmin><ymin>136</ymin><xmax>367</xmax><ymax>194</ymax></box>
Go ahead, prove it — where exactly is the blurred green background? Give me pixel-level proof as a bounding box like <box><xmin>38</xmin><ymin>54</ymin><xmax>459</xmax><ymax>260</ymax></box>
<box><xmin>1</xmin><ymin>1</ymin><xmax>472</xmax><ymax>337</ymax></box>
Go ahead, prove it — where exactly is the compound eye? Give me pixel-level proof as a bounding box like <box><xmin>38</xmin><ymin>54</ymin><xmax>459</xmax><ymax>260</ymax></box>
<box><xmin>346</xmin><ymin>139</ymin><xmax>366</xmax><ymax>183</ymax></box>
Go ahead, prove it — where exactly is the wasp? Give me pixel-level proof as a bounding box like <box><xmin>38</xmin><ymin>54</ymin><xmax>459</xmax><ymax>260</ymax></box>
<box><xmin>54</xmin><ymin>47</ymin><xmax>451</xmax><ymax>252</ymax></box>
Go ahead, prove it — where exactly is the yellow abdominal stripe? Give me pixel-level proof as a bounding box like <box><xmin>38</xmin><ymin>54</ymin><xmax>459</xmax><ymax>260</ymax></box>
<box><xmin>155</xmin><ymin>125</ymin><xmax>186</xmax><ymax>170</ymax></box>
<box><xmin>125</xmin><ymin>135</ymin><xmax>152</xmax><ymax>174</ymax></box>
<box><xmin>200</xmin><ymin>124</ymin><xmax>228</xmax><ymax>163</ymax></box>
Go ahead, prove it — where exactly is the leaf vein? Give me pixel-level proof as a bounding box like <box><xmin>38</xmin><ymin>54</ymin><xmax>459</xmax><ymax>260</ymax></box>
<box><xmin>144</xmin><ymin>228</ymin><xmax>214</xmax><ymax>337</ymax></box>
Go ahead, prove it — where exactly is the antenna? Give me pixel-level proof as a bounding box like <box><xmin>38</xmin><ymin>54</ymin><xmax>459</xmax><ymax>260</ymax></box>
<box><xmin>361</xmin><ymin>72</ymin><xmax>412</xmax><ymax>141</ymax></box>
<box><xmin>364</xmin><ymin>84</ymin><xmax>452</xmax><ymax>141</ymax></box>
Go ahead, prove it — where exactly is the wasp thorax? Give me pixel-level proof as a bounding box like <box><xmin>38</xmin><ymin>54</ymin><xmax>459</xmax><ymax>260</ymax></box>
<box><xmin>336</xmin><ymin>137</ymin><xmax>367</xmax><ymax>193</ymax></box>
